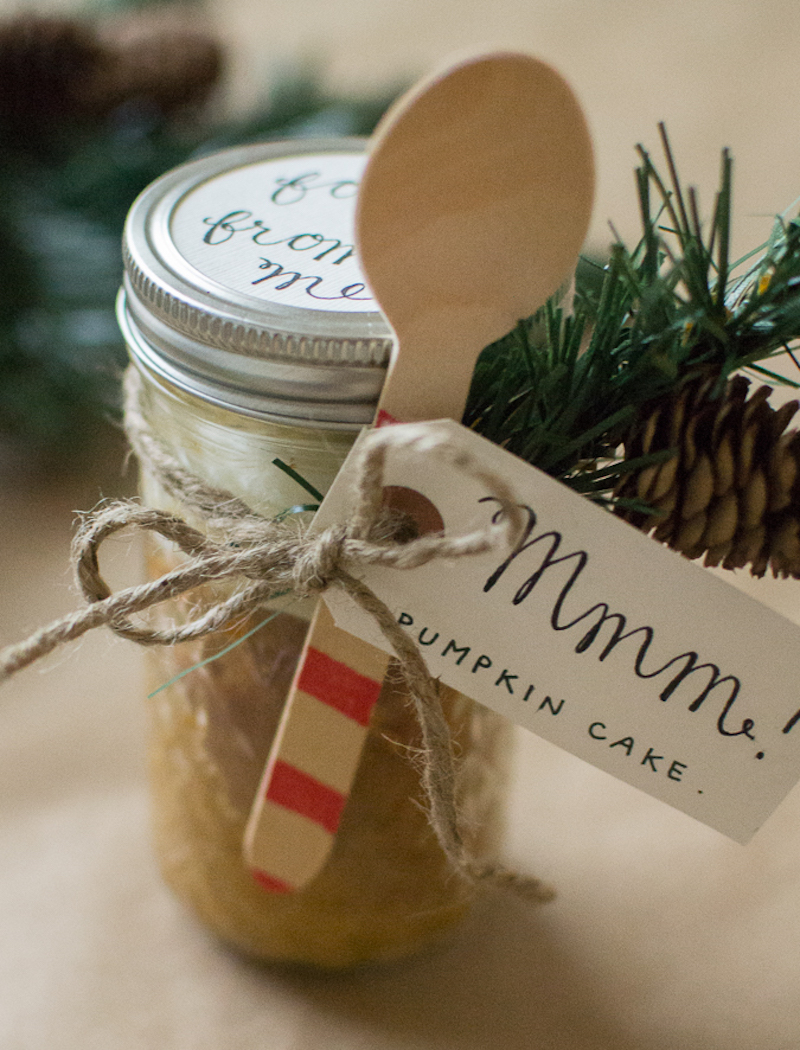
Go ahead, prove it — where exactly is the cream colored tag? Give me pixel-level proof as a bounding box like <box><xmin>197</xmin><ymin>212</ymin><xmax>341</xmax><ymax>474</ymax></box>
<box><xmin>316</xmin><ymin>420</ymin><xmax>800</xmax><ymax>843</ymax></box>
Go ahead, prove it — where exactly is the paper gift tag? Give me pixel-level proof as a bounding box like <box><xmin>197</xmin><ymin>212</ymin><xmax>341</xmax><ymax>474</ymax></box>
<box><xmin>314</xmin><ymin>420</ymin><xmax>800</xmax><ymax>844</ymax></box>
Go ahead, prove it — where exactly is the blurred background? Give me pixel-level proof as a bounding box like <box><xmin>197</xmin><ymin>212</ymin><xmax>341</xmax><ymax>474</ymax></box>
<box><xmin>4</xmin><ymin>2</ymin><xmax>800</xmax><ymax>1048</ymax></box>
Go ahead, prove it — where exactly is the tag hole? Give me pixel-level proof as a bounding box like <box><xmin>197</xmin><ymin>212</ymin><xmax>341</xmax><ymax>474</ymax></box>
<box><xmin>381</xmin><ymin>485</ymin><xmax>444</xmax><ymax>541</ymax></box>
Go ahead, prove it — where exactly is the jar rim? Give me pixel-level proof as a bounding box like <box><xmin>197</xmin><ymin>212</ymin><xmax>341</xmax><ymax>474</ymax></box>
<box><xmin>118</xmin><ymin>288</ymin><xmax>384</xmax><ymax>429</ymax></box>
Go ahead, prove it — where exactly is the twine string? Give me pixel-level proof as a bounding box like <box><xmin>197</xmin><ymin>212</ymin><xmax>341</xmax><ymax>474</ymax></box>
<box><xmin>0</xmin><ymin>368</ymin><xmax>552</xmax><ymax>901</ymax></box>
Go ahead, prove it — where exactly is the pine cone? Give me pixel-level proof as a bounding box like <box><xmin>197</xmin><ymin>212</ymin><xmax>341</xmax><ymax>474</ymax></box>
<box><xmin>101</xmin><ymin>13</ymin><xmax>223</xmax><ymax>115</ymax></box>
<box><xmin>615</xmin><ymin>374</ymin><xmax>800</xmax><ymax>578</ymax></box>
<box><xmin>0</xmin><ymin>15</ymin><xmax>106</xmax><ymax>126</ymax></box>
<box><xmin>0</xmin><ymin>13</ymin><xmax>223</xmax><ymax>133</ymax></box>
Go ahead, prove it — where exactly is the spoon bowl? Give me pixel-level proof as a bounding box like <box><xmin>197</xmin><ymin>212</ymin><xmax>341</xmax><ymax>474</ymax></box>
<box><xmin>358</xmin><ymin>50</ymin><xmax>595</xmax><ymax>421</ymax></box>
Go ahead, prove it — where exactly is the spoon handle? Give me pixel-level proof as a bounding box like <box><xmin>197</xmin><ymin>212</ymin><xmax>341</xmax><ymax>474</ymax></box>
<box><xmin>244</xmin><ymin>408</ymin><xmax>404</xmax><ymax>889</ymax></box>
<box><xmin>244</xmin><ymin>602</ymin><xmax>388</xmax><ymax>891</ymax></box>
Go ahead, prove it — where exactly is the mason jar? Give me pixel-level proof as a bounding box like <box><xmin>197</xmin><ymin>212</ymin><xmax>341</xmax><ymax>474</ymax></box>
<box><xmin>117</xmin><ymin>139</ymin><xmax>510</xmax><ymax>968</ymax></box>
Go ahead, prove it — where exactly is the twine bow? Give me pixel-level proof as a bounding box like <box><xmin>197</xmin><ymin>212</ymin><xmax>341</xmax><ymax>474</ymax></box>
<box><xmin>0</xmin><ymin>369</ymin><xmax>552</xmax><ymax>900</ymax></box>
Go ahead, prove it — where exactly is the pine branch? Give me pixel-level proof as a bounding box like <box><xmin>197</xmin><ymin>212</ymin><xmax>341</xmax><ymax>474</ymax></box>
<box><xmin>466</xmin><ymin>128</ymin><xmax>800</xmax><ymax>509</ymax></box>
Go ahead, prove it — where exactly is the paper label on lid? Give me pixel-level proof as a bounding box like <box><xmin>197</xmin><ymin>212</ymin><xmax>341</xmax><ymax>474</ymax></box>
<box><xmin>171</xmin><ymin>153</ymin><xmax>375</xmax><ymax>312</ymax></box>
<box><xmin>315</xmin><ymin>420</ymin><xmax>800</xmax><ymax>843</ymax></box>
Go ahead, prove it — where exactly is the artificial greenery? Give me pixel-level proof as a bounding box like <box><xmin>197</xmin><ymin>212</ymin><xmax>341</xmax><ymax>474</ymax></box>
<box><xmin>464</xmin><ymin>124</ymin><xmax>800</xmax><ymax>509</ymax></box>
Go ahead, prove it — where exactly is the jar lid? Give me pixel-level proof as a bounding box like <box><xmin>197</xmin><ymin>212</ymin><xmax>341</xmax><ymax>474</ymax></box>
<box><xmin>119</xmin><ymin>138</ymin><xmax>393</xmax><ymax>427</ymax></box>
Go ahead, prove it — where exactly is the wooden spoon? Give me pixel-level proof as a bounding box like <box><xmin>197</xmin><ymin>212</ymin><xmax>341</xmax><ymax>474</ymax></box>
<box><xmin>244</xmin><ymin>51</ymin><xmax>594</xmax><ymax>892</ymax></box>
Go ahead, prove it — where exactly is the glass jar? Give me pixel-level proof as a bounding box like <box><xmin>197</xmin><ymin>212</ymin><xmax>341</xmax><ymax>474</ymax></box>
<box><xmin>118</xmin><ymin>139</ymin><xmax>510</xmax><ymax>968</ymax></box>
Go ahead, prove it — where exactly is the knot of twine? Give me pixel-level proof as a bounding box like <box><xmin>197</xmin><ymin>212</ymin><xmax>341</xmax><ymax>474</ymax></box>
<box><xmin>0</xmin><ymin>368</ymin><xmax>553</xmax><ymax>902</ymax></box>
